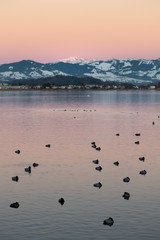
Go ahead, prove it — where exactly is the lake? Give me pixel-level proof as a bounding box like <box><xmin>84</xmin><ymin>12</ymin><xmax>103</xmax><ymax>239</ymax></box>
<box><xmin>0</xmin><ymin>90</ymin><xmax>160</xmax><ymax>240</ymax></box>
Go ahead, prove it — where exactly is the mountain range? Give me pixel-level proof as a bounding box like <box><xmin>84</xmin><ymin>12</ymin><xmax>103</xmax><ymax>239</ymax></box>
<box><xmin>0</xmin><ymin>58</ymin><xmax>160</xmax><ymax>85</ymax></box>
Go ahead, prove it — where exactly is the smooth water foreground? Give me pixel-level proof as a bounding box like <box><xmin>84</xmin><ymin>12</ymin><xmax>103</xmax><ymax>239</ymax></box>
<box><xmin>0</xmin><ymin>90</ymin><xmax>160</xmax><ymax>240</ymax></box>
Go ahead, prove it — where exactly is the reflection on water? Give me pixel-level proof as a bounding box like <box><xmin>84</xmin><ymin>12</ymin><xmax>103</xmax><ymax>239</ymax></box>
<box><xmin>0</xmin><ymin>90</ymin><xmax>160</xmax><ymax>240</ymax></box>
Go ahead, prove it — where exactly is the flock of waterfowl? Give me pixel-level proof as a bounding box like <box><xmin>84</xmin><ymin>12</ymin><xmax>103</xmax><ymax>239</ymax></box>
<box><xmin>91</xmin><ymin>127</ymin><xmax>150</xmax><ymax>227</ymax></box>
<box><xmin>10</xmin><ymin>117</ymin><xmax>155</xmax><ymax>229</ymax></box>
<box><xmin>54</xmin><ymin>109</ymin><xmax>97</xmax><ymax>113</ymax></box>
<box><xmin>10</xmin><ymin>144</ymin><xmax>65</xmax><ymax>208</ymax></box>
<box><xmin>91</xmin><ymin>142</ymin><xmax>101</xmax><ymax>151</ymax></box>
<box><xmin>91</xmin><ymin>141</ymin><xmax>114</xmax><ymax>227</ymax></box>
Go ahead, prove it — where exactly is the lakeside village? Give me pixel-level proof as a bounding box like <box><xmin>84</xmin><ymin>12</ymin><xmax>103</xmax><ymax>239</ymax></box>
<box><xmin>0</xmin><ymin>82</ymin><xmax>160</xmax><ymax>91</ymax></box>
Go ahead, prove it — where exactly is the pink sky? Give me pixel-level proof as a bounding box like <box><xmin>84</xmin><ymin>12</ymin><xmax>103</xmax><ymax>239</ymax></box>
<box><xmin>0</xmin><ymin>0</ymin><xmax>160</xmax><ymax>64</ymax></box>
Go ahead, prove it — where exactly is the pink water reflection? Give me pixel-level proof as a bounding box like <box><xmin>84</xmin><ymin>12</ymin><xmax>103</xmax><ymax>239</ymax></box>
<box><xmin>0</xmin><ymin>90</ymin><xmax>160</xmax><ymax>240</ymax></box>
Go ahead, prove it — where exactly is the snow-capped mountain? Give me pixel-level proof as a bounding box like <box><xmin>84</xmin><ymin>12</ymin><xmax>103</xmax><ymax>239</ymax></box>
<box><xmin>59</xmin><ymin>56</ymin><xmax>91</xmax><ymax>64</ymax></box>
<box><xmin>0</xmin><ymin>58</ymin><xmax>160</xmax><ymax>85</ymax></box>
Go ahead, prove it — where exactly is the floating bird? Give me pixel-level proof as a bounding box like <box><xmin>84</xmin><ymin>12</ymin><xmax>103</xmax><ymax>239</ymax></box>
<box><xmin>135</xmin><ymin>133</ymin><xmax>141</xmax><ymax>136</ymax></box>
<box><xmin>123</xmin><ymin>177</ymin><xmax>130</xmax><ymax>183</ymax></box>
<box><xmin>113</xmin><ymin>161</ymin><xmax>119</xmax><ymax>166</ymax></box>
<box><xmin>91</xmin><ymin>142</ymin><xmax>96</xmax><ymax>145</ymax></box>
<box><xmin>96</xmin><ymin>147</ymin><xmax>101</xmax><ymax>151</ymax></box>
<box><xmin>95</xmin><ymin>166</ymin><xmax>102</xmax><ymax>171</ymax></box>
<box><xmin>92</xmin><ymin>159</ymin><xmax>99</xmax><ymax>164</ymax></box>
<box><xmin>122</xmin><ymin>192</ymin><xmax>130</xmax><ymax>200</ymax></box>
<box><xmin>139</xmin><ymin>170</ymin><xmax>147</xmax><ymax>175</ymax></box>
<box><xmin>15</xmin><ymin>150</ymin><xmax>20</xmax><ymax>154</ymax></box>
<box><xmin>25</xmin><ymin>166</ymin><xmax>31</xmax><ymax>173</ymax></box>
<box><xmin>12</xmin><ymin>176</ymin><xmax>19</xmax><ymax>182</ymax></box>
<box><xmin>135</xmin><ymin>141</ymin><xmax>140</xmax><ymax>144</ymax></box>
<box><xmin>116</xmin><ymin>133</ymin><xmax>120</xmax><ymax>136</ymax></box>
<box><xmin>93</xmin><ymin>182</ymin><xmax>102</xmax><ymax>188</ymax></box>
<box><xmin>10</xmin><ymin>202</ymin><xmax>19</xmax><ymax>208</ymax></box>
<box><xmin>103</xmin><ymin>217</ymin><xmax>114</xmax><ymax>227</ymax></box>
<box><xmin>58</xmin><ymin>198</ymin><xmax>65</xmax><ymax>205</ymax></box>
<box><xmin>152</xmin><ymin>121</ymin><xmax>155</xmax><ymax>125</ymax></box>
<box><xmin>33</xmin><ymin>162</ymin><xmax>39</xmax><ymax>167</ymax></box>
<box><xmin>45</xmin><ymin>144</ymin><xmax>51</xmax><ymax>148</ymax></box>
<box><xmin>139</xmin><ymin>157</ymin><xmax>145</xmax><ymax>161</ymax></box>
<box><xmin>92</xmin><ymin>144</ymin><xmax>97</xmax><ymax>149</ymax></box>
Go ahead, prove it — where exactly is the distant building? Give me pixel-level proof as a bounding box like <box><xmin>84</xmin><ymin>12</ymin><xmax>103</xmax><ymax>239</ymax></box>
<box><xmin>149</xmin><ymin>85</ymin><xmax>156</xmax><ymax>89</ymax></box>
<box><xmin>133</xmin><ymin>86</ymin><xmax>139</xmax><ymax>89</ymax></box>
<box><xmin>85</xmin><ymin>84</ymin><xmax>99</xmax><ymax>89</ymax></box>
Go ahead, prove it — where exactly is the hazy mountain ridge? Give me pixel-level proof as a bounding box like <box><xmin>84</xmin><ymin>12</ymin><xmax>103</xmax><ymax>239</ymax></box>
<box><xmin>0</xmin><ymin>58</ymin><xmax>160</xmax><ymax>85</ymax></box>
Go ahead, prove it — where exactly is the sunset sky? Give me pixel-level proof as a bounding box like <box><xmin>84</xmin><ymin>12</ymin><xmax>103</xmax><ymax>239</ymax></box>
<box><xmin>0</xmin><ymin>0</ymin><xmax>160</xmax><ymax>64</ymax></box>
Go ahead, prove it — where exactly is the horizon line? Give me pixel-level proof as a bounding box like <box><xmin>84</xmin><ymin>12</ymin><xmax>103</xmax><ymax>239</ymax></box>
<box><xmin>1</xmin><ymin>56</ymin><xmax>160</xmax><ymax>65</ymax></box>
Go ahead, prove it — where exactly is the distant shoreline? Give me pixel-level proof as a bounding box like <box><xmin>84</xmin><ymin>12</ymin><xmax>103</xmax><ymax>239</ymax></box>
<box><xmin>0</xmin><ymin>88</ymin><xmax>159</xmax><ymax>92</ymax></box>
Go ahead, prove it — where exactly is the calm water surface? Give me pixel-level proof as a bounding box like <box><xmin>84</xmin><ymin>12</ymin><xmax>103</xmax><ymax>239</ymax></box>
<box><xmin>0</xmin><ymin>90</ymin><xmax>160</xmax><ymax>240</ymax></box>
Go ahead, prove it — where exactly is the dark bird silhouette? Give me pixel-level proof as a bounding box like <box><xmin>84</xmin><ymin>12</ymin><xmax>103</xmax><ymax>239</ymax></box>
<box><xmin>10</xmin><ymin>202</ymin><xmax>19</xmax><ymax>208</ymax></box>
<box><xmin>93</xmin><ymin>182</ymin><xmax>102</xmax><ymax>189</ymax></box>
<box><xmin>113</xmin><ymin>161</ymin><xmax>119</xmax><ymax>166</ymax></box>
<box><xmin>92</xmin><ymin>159</ymin><xmax>99</xmax><ymax>164</ymax></box>
<box><xmin>123</xmin><ymin>177</ymin><xmax>130</xmax><ymax>183</ymax></box>
<box><xmin>103</xmin><ymin>217</ymin><xmax>114</xmax><ymax>226</ymax></box>
<box><xmin>122</xmin><ymin>192</ymin><xmax>130</xmax><ymax>200</ymax></box>
<box><xmin>96</xmin><ymin>147</ymin><xmax>101</xmax><ymax>151</ymax></box>
<box><xmin>33</xmin><ymin>162</ymin><xmax>39</xmax><ymax>167</ymax></box>
<box><xmin>59</xmin><ymin>198</ymin><xmax>65</xmax><ymax>205</ymax></box>
<box><xmin>12</xmin><ymin>176</ymin><xmax>19</xmax><ymax>182</ymax></box>
<box><xmin>15</xmin><ymin>150</ymin><xmax>20</xmax><ymax>154</ymax></box>
<box><xmin>139</xmin><ymin>170</ymin><xmax>147</xmax><ymax>175</ymax></box>
<box><xmin>95</xmin><ymin>166</ymin><xmax>102</xmax><ymax>171</ymax></box>
<box><xmin>25</xmin><ymin>166</ymin><xmax>31</xmax><ymax>173</ymax></box>
<box><xmin>45</xmin><ymin>144</ymin><xmax>51</xmax><ymax>148</ymax></box>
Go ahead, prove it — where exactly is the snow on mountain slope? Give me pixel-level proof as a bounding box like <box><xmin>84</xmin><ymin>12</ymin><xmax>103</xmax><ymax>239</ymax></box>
<box><xmin>0</xmin><ymin>58</ymin><xmax>160</xmax><ymax>85</ymax></box>
<box><xmin>40</xmin><ymin>70</ymin><xmax>55</xmax><ymax>77</ymax></box>
<box><xmin>0</xmin><ymin>71</ymin><xmax>27</xmax><ymax>79</ymax></box>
